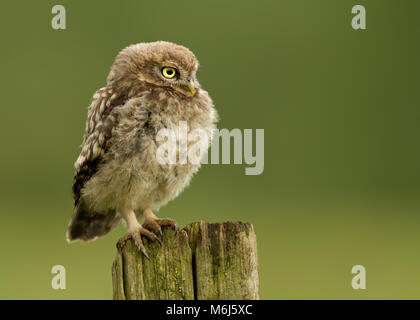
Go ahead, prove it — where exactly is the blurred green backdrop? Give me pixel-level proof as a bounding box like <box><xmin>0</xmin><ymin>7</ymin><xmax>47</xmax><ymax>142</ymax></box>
<box><xmin>0</xmin><ymin>0</ymin><xmax>419</xmax><ymax>299</ymax></box>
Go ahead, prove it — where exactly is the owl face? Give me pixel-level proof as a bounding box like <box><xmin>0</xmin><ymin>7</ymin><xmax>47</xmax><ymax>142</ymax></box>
<box><xmin>107</xmin><ymin>41</ymin><xmax>200</xmax><ymax>97</ymax></box>
<box><xmin>154</xmin><ymin>64</ymin><xmax>197</xmax><ymax>96</ymax></box>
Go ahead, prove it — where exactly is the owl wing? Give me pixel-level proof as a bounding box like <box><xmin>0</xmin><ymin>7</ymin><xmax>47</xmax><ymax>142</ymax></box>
<box><xmin>67</xmin><ymin>86</ymin><xmax>126</xmax><ymax>242</ymax></box>
<box><xmin>72</xmin><ymin>86</ymin><xmax>126</xmax><ymax>206</ymax></box>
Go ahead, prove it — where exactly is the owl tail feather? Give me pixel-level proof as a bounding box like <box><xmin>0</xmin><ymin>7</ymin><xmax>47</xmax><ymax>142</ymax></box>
<box><xmin>66</xmin><ymin>201</ymin><xmax>121</xmax><ymax>243</ymax></box>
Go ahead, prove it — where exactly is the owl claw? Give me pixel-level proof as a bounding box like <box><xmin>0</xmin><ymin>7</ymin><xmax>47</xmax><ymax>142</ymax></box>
<box><xmin>141</xmin><ymin>249</ymin><xmax>150</xmax><ymax>260</ymax></box>
<box><xmin>154</xmin><ymin>233</ymin><xmax>162</xmax><ymax>245</ymax></box>
<box><xmin>116</xmin><ymin>233</ymin><xmax>132</xmax><ymax>252</ymax></box>
<box><xmin>132</xmin><ymin>235</ymin><xmax>149</xmax><ymax>259</ymax></box>
<box><xmin>117</xmin><ymin>224</ymin><xmax>162</xmax><ymax>257</ymax></box>
<box><xmin>142</xmin><ymin>212</ymin><xmax>177</xmax><ymax>239</ymax></box>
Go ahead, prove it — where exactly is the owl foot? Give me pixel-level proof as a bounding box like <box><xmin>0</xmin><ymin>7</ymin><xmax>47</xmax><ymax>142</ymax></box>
<box><xmin>116</xmin><ymin>233</ymin><xmax>132</xmax><ymax>252</ymax></box>
<box><xmin>142</xmin><ymin>208</ymin><xmax>178</xmax><ymax>239</ymax></box>
<box><xmin>116</xmin><ymin>225</ymin><xmax>161</xmax><ymax>259</ymax></box>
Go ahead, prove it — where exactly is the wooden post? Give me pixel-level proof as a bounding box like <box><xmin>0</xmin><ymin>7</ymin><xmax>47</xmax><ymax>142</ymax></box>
<box><xmin>112</xmin><ymin>221</ymin><xmax>259</xmax><ymax>300</ymax></box>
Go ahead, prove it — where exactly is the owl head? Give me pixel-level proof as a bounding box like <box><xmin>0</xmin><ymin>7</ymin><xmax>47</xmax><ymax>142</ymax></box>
<box><xmin>107</xmin><ymin>41</ymin><xmax>200</xmax><ymax>97</ymax></box>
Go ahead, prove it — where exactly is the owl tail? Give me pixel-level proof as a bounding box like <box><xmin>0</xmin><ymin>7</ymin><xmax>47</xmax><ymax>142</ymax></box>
<box><xmin>66</xmin><ymin>201</ymin><xmax>121</xmax><ymax>242</ymax></box>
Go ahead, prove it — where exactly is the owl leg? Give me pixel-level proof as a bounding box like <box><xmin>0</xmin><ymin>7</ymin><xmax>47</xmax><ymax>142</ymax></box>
<box><xmin>117</xmin><ymin>208</ymin><xmax>161</xmax><ymax>259</ymax></box>
<box><xmin>142</xmin><ymin>208</ymin><xmax>178</xmax><ymax>239</ymax></box>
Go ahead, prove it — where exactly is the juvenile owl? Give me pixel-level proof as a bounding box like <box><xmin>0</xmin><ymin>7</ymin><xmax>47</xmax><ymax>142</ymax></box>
<box><xmin>66</xmin><ymin>41</ymin><xmax>218</xmax><ymax>258</ymax></box>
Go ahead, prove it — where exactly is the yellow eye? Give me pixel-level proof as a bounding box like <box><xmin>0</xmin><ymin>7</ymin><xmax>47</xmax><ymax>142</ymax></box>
<box><xmin>161</xmin><ymin>67</ymin><xmax>177</xmax><ymax>79</ymax></box>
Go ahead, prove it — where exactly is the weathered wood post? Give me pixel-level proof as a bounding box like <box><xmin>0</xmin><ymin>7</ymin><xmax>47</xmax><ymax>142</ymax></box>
<box><xmin>112</xmin><ymin>221</ymin><xmax>259</xmax><ymax>300</ymax></box>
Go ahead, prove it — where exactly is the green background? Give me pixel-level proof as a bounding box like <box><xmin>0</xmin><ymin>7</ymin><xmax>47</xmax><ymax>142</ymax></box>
<box><xmin>0</xmin><ymin>0</ymin><xmax>419</xmax><ymax>299</ymax></box>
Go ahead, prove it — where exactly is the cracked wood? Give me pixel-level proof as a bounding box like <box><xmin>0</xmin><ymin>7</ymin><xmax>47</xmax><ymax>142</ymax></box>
<box><xmin>112</xmin><ymin>221</ymin><xmax>259</xmax><ymax>300</ymax></box>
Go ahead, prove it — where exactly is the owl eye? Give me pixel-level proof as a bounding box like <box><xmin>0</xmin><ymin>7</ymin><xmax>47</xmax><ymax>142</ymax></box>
<box><xmin>161</xmin><ymin>67</ymin><xmax>177</xmax><ymax>79</ymax></box>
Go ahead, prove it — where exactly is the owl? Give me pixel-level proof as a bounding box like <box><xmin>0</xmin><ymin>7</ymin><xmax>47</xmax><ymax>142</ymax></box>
<box><xmin>66</xmin><ymin>41</ymin><xmax>218</xmax><ymax>258</ymax></box>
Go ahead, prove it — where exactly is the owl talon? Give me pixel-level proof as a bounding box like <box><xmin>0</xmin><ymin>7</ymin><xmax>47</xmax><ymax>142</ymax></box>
<box><xmin>142</xmin><ymin>208</ymin><xmax>177</xmax><ymax>239</ymax></box>
<box><xmin>131</xmin><ymin>230</ymin><xmax>152</xmax><ymax>259</ymax></box>
<box><xmin>142</xmin><ymin>220</ymin><xmax>162</xmax><ymax>239</ymax></box>
<box><xmin>142</xmin><ymin>215</ymin><xmax>178</xmax><ymax>239</ymax></box>
<box><xmin>154</xmin><ymin>233</ymin><xmax>162</xmax><ymax>245</ymax></box>
<box><xmin>159</xmin><ymin>219</ymin><xmax>178</xmax><ymax>234</ymax></box>
<box><xmin>117</xmin><ymin>223</ymin><xmax>162</xmax><ymax>257</ymax></box>
<box><xmin>116</xmin><ymin>233</ymin><xmax>132</xmax><ymax>252</ymax></box>
<box><xmin>141</xmin><ymin>248</ymin><xmax>150</xmax><ymax>260</ymax></box>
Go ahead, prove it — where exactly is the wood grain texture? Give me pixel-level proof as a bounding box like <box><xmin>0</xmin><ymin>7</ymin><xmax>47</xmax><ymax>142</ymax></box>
<box><xmin>112</xmin><ymin>221</ymin><xmax>259</xmax><ymax>300</ymax></box>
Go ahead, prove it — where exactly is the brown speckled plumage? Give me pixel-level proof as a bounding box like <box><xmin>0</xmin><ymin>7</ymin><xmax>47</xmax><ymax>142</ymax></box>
<box><xmin>67</xmin><ymin>42</ymin><xmax>218</xmax><ymax>254</ymax></box>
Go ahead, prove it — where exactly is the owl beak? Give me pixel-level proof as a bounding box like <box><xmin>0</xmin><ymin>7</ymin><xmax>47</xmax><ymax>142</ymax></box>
<box><xmin>187</xmin><ymin>79</ymin><xmax>195</xmax><ymax>95</ymax></box>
